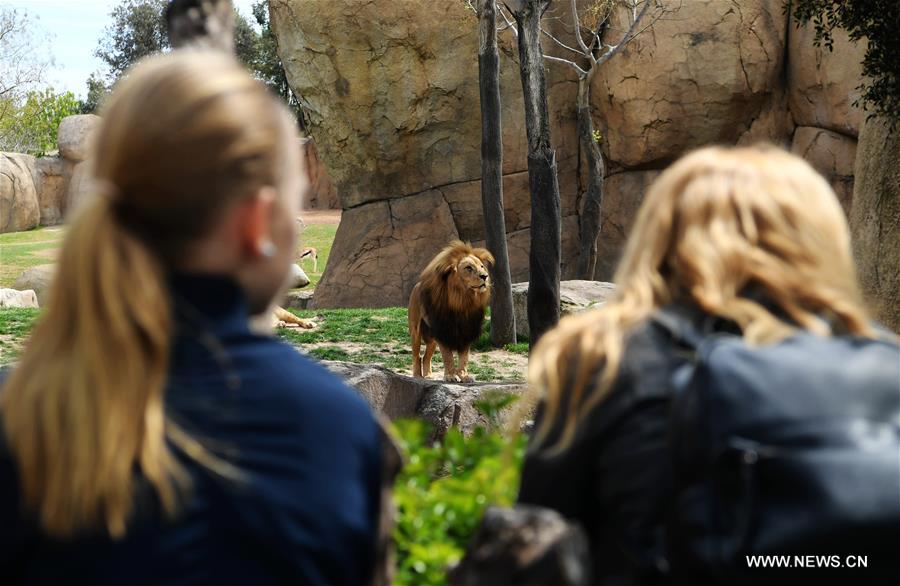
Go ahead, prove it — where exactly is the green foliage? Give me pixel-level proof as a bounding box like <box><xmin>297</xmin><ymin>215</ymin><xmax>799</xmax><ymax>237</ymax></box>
<box><xmin>79</xmin><ymin>74</ymin><xmax>110</xmax><ymax>114</ymax></box>
<box><xmin>95</xmin><ymin>0</ymin><xmax>169</xmax><ymax>80</ymax></box>
<box><xmin>92</xmin><ymin>0</ymin><xmax>303</xmax><ymax>124</ymax></box>
<box><xmin>789</xmin><ymin>0</ymin><xmax>899</xmax><ymax>123</ymax></box>
<box><xmin>392</xmin><ymin>407</ymin><xmax>526</xmax><ymax>586</ymax></box>
<box><xmin>0</xmin><ymin>89</ymin><xmax>81</xmax><ymax>156</ymax></box>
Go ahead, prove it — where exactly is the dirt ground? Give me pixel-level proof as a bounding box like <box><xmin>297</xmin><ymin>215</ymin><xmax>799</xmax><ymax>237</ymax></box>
<box><xmin>300</xmin><ymin>210</ymin><xmax>341</xmax><ymax>225</ymax></box>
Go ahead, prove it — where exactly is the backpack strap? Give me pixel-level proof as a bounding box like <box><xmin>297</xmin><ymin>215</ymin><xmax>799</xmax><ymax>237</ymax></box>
<box><xmin>650</xmin><ymin>305</ymin><xmax>707</xmax><ymax>350</ymax></box>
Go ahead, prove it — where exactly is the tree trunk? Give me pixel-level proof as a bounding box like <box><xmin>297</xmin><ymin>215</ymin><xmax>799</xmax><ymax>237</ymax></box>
<box><xmin>512</xmin><ymin>0</ymin><xmax>561</xmax><ymax>348</ymax></box>
<box><xmin>478</xmin><ymin>0</ymin><xmax>516</xmax><ymax>347</ymax></box>
<box><xmin>575</xmin><ymin>71</ymin><xmax>605</xmax><ymax>280</ymax></box>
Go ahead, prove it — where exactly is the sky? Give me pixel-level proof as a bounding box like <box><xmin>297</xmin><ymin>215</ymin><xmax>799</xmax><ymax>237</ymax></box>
<box><xmin>0</xmin><ymin>0</ymin><xmax>259</xmax><ymax>99</ymax></box>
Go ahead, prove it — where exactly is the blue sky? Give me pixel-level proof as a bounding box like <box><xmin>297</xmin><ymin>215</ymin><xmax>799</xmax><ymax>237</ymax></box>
<box><xmin>0</xmin><ymin>0</ymin><xmax>259</xmax><ymax>98</ymax></box>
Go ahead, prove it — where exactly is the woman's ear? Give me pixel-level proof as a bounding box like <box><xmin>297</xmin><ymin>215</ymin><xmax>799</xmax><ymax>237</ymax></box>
<box><xmin>237</xmin><ymin>186</ymin><xmax>277</xmax><ymax>259</ymax></box>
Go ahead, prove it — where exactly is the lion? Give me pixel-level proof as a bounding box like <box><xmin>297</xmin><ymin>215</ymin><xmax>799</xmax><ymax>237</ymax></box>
<box><xmin>408</xmin><ymin>241</ymin><xmax>494</xmax><ymax>382</ymax></box>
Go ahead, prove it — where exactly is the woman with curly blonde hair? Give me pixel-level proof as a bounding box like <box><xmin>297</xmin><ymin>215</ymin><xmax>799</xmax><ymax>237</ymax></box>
<box><xmin>517</xmin><ymin>145</ymin><xmax>898</xmax><ymax>585</ymax></box>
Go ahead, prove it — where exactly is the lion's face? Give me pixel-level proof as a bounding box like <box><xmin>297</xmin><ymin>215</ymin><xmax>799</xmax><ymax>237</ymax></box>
<box><xmin>455</xmin><ymin>255</ymin><xmax>491</xmax><ymax>293</ymax></box>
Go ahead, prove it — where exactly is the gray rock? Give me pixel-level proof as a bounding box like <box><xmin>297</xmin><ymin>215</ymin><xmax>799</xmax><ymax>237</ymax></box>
<box><xmin>512</xmin><ymin>280</ymin><xmax>617</xmax><ymax>339</ymax></box>
<box><xmin>0</xmin><ymin>289</ymin><xmax>39</xmax><ymax>309</ymax></box>
<box><xmin>449</xmin><ymin>505</ymin><xmax>591</xmax><ymax>586</ymax></box>
<box><xmin>323</xmin><ymin>361</ymin><xmax>526</xmax><ymax>435</ymax></box>
<box><xmin>283</xmin><ymin>290</ymin><xmax>314</xmax><ymax>310</ymax></box>
<box><xmin>12</xmin><ymin>265</ymin><xmax>56</xmax><ymax>306</ymax></box>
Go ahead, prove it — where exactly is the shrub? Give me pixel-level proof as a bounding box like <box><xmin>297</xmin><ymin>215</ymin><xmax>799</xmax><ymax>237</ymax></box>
<box><xmin>392</xmin><ymin>392</ymin><xmax>527</xmax><ymax>586</ymax></box>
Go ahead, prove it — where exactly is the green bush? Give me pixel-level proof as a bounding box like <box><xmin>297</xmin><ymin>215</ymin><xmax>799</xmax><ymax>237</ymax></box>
<box><xmin>0</xmin><ymin>89</ymin><xmax>81</xmax><ymax>156</ymax></box>
<box><xmin>392</xmin><ymin>392</ymin><xmax>526</xmax><ymax>586</ymax></box>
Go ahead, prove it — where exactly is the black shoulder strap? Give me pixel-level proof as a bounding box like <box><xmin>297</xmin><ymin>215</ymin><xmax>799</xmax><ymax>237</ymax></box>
<box><xmin>650</xmin><ymin>305</ymin><xmax>707</xmax><ymax>350</ymax></box>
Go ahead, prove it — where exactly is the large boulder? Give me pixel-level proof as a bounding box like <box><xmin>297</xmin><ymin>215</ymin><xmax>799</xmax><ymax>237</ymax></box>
<box><xmin>57</xmin><ymin>115</ymin><xmax>100</xmax><ymax>163</ymax></box>
<box><xmin>512</xmin><ymin>280</ymin><xmax>617</xmax><ymax>339</ymax></box>
<box><xmin>34</xmin><ymin>156</ymin><xmax>73</xmax><ymax>226</ymax></box>
<box><xmin>787</xmin><ymin>19</ymin><xmax>867</xmax><ymax>137</ymax></box>
<box><xmin>324</xmin><ymin>360</ymin><xmax>526</xmax><ymax>435</ymax></box>
<box><xmin>790</xmin><ymin>127</ymin><xmax>856</xmax><ymax>214</ymax></box>
<box><xmin>0</xmin><ymin>153</ymin><xmax>40</xmax><ymax>233</ymax></box>
<box><xmin>592</xmin><ymin>0</ymin><xmax>789</xmax><ymax>168</ymax></box>
<box><xmin>850</xmin><ymin>116</ymin><xmax>899</xmax><ymax>332</ymax></box>
<box><xmin>12</xmin><ymin>265</ymin><xmax>56</xmax><ymax>306</ymax></box>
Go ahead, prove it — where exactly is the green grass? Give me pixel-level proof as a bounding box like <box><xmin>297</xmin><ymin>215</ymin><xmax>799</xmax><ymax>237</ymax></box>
<box><xmin>0</xmin><ymin>308</ymin><xmax>40</xmax><ymax>365</ymax></box>
<box><xmin>294</xmin><ymin>223</ymin><xmax>336</xmax><ymax>289</ymax></box>
<box><xmin>277</xmin><ymin>307</ymin><xmax>528</xmax><ymax>378</ymax></box>
<box><xmin>0</xmin><ymin>227</ymin><xmax>65</xmax><ymax>287</ymax></box>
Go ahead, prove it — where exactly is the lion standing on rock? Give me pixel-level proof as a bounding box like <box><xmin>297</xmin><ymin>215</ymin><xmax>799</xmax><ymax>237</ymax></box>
<box><xmin>408</xmin><ymin>241</ymin><xmax>494</xmax><ymax>382</ymax></box>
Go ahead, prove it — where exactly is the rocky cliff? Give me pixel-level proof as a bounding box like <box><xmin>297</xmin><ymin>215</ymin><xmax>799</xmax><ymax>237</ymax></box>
<box><xmin>271</xmin><ymin>0</ymin><xmax>867</xmax><ymax>308</ymax></box>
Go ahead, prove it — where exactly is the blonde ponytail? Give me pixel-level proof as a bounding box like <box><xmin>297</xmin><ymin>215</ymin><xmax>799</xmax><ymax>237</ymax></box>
<box><xmin>1</xmin><ymin>195</ymin><xmax>185</xmax><ymax>538</ymax></box>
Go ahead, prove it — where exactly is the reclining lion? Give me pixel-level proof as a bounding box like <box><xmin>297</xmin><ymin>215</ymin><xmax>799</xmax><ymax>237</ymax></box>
<box><xmin>408</xmin><ymin>241</ymin><xmax>494</xmax><ymax>382</ymax></box>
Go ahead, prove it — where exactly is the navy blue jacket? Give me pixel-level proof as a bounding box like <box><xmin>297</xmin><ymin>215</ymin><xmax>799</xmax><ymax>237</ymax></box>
<box><xmin>0</xmin><ymin>273</ymin><xmax>383</xmax><ymax>585</ymax></box>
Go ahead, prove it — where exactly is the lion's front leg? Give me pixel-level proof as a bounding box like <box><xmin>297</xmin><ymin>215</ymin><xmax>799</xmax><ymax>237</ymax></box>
<box><xmin>438</xmin><ymin>344</ymin><xmax>460</xmax><ymax>382</ymax></box>
<box><xmin>423</xmin><ymin>340</ymin><xmax>437</xmax><ymax>378</ymax></box>
<box><xmin>457</xmin><ymin>348</ymin><xmax>474</xmax><ymax>383</ymax></box>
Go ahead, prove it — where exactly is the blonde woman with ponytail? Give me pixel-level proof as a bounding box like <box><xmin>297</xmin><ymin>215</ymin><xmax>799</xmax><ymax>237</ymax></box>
<box><xmin>0</xmin><ymin>51</ymin><xmax>383</xmax><ymax>586</ymax></box>
<box><xmin>517</xmin><ymin>146</ymin><xmax>897</xmax><ymax>585</ymax></box>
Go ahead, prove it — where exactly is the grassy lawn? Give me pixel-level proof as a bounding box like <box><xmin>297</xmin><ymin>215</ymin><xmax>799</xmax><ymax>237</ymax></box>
<box><xmin>1</xmin><ymin>221</ymin><xmax>528</xmax><ymax>381</ymax></box>
<box><xmin>0</xmin><ymin>308</ymin><xmax>40</xmax><ymax>365</ymax></box>
<box><xmin>0</xmin><ymin>306</ymin><xmax>528</xmax><ymax>380</ymax></box>
<box><xmin>0</xmin><ymin>227</ymin><xmax>66</xmax><ymax>287</ymax></box>
<box><xmin>277</xmin><ymin>307</ymin><xmax>529</xmax><ymax>381</ymax></box>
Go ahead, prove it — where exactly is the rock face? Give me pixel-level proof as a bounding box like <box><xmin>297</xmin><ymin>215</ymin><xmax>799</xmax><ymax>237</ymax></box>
<box><xmin>34</xmin><ymin>156</ymin><xmax>73</xmax><ymax>225</ymax></box>
<box><xmin>850</xmin><ymin>117</ymin><xmax>899</xmax><ymax>332</ymax></box>
<box><xmin>788</xmin><ymin>21</ymin><xmax>866</xmax><ymax>137</ymax></box>
<box><xmin>313</xmin><ymin>190</ymin><xmax>460</xmax><ymax>308</ymax></box>
<box><xmin>0</xmin><ymin>153</ymin><xmax>40</xmax><ymax>233</ymax></box>
<box><xmin>593</xmin><ymin>0</ymin><xmax>789</xmax><ymax>169</ymax></box>
<box><xmin>272</xmin><ymin>0</ymin><xmax>580</xmax><ymax>307</ymax></box>
<box><xmin>323</xmin><ymin>360</ymin><xmax>526</xmax><ymax>435</ymax></box>
<box><xmin>790</xmin><ymin>127</ymin><xmax>856</xmax><ymax>214</ymax></box>
<box><xmin>272</xmin><ymin>0</ymin><xmax>869</xmax><ymax>306</ymax></box>
<box><xmin>301</xmin><ymin>138</ymin><xmax>339</xmax><ymax>210</ymax></box>
<box><xmin>0</xmin><ymin>289</ymin><xmax>39</xmax><ymax>309</ymax></box>
<box><xmin>512</xmin><ymin>281</ymin><xmax>617</xmax><ymax>339</ymax></box>
<box><xmin>12</xmin><ymin>265</ymin><xmax>56</xmax><ymax>306</ymax></box>
<box><xmin>57</xmin><ymin>115</ymin><xmax>100</xmax><ymax>163</ymax></box>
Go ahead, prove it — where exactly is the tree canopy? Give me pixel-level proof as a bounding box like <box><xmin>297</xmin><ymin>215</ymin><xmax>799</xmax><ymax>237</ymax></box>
<box><xmin>92</xmin><ymin>0</ymin><xmax>302</xmax><ymax>123</ymax></box>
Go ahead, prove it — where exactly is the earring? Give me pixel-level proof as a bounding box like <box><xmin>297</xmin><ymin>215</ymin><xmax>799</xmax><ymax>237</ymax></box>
<box><xmin>260</xmin><ymin>240</ymin><xmax>277</xmax><ymax>258</ymax></box>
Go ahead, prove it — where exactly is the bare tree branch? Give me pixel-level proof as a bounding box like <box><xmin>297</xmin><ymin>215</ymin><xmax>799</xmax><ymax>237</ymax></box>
<box><xmin>569</xmin><ymin>0</ymin><xmax>591</xmax><ymax>54</ymax></box>
<box><xmin>544</xmin><ymin>53</ymin><xmax>588</xmax><ymax>76</ymax></box>
<box><xmin>541</xmin><ymin>28</ymin><xmax>585</xmax><ymax>57</ymax></box>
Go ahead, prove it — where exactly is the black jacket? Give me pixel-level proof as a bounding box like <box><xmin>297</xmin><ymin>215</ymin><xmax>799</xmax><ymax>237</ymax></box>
<box><xmin>518</xmin><ymin>315</ymin><xmax>694</xmax><ymax>586</ymax></box>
